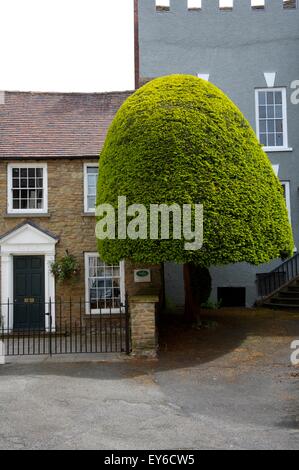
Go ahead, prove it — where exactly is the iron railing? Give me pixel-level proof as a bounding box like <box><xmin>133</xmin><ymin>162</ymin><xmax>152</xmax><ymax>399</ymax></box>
<box><xmin>257</xmin><ymin>252</ymin><xmax>299</xmax><ymax>298</ymax></box>
<box><xmin>0</xmin><ymin>298</ymin><xmax>130</xmax><ymax>356</ymax></box>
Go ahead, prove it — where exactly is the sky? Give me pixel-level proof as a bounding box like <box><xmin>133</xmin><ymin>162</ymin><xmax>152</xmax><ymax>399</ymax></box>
<box><xmin>0</xmin><ymin>0</ymin><xmax>135</xmax><ymax>93</ymax></box>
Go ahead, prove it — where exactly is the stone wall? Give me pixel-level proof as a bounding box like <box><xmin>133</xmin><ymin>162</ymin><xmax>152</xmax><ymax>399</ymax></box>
<box><xmin>129</xmin><ymin>294</ymin><xmax>158</xmax><ymax>358</ymax></box>
<box><xmin>0</xmin><ymin>159</ymin><xmax>163</xmax><ymax>322</ymax></box>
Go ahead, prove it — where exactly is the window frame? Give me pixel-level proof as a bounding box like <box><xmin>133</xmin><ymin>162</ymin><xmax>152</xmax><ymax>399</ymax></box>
<box><xmin>83</xmin><ymin>162</ymin><xmax>99</xmax><ymax>214</ymax></box>
<box><xmin>84</xmin><ymin>252</ymin><xmax>125</xmax><ymax>315</ymax></box>
<box><xmin>281</xmin><ymin>180</ymin><xmax>291</xmax><ymax>224</ymax></box>
<box><xmin>7</xmin><ymin>162</ymin><xmax>48</xmax><ymax>214</ymax></box>
<box><xmin>255</xmin><ymin>87</ymin><xmax>289</xmax><ymax>152</ymax></box>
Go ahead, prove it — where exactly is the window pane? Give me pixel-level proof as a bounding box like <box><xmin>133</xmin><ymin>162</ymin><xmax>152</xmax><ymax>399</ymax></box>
<box><xmin>275</xmin><ymin>120</ymin><xmax>283</xmax><ymax>133</ymax></box>
<box><xmin>276</xmin><ymin>133</ymin><xmax>284</xmax><ymax>146</ymax></box>
<box><xmin>259</xmin><ymin>133</ymin><xmax>267</xmax><ymax>146</ymax></box>
<box><xmin>259</xmin><ymin>120</ymin><xmax>267</xmax><ymax>132</ymax></box>
<box><xmin>266</xmin><ymin>92</ymin><xmax>274</xmax><ymax>105</ymax></box>
<box><xmin>87</xmin><ymin>196</ymin><xmax>96</xmax><ymax>211</ymax></box>
<box><xmin>259</xmin><ymin>106</ymin><xmax>266</xmax><ymax>118</ymax></box>
<box><xmin>29</xmin><ymin>198</ymin><xmax>36</xmax><ymax>209</ymax></box>
<box><xmin>20</xmin><ymin>168</ymin><xmax>27</xmax><ymax>178</ymax></box>
<box><xmin>267</xmin><ymin>120</ymin><xmax>275</xmax><ymax>133</ymax></box>
<box><xmin>29</xmin><ymin>178</ymin><xmax>35</xmax><ymax>188</ymax></box>
<box><xmin>258</xmin><ymin>91</ymin><xmax>266</xmax><ymax>105</ymax></box>
<box><xmin>12</xmin><ymin>178</ymin><xmax>19</xmax><ymax>188</ymax></box>
<box><xmin>28</xmin><ymin>168</ymin><xmax>35</xmax><ymax>178</ymax></box>
<box><xmin>268</xmin><ymin>134</ymin><xmax>275</xmax><ymax>146</ymax></box>
<box><xmin>21</xmin><ymin>178</ymin><xmax>27</xmax><ymax>188</ymax></box>
<box><xmin>87</xmin><ymin>166</ymin><xmax>98</xmax><ymax>175</ymax></box>
<box><xmin>267</xmin><ymin>106</ymin><xmax>274</xmax><ymax>119</ymax></box>
<box><xmin>274</xmin><ymin>92</ymin><xmax>282</xmax><ymax>105</ymax></box>
<box><xmin>12</xmin><ymin>168</ymin><xmax>19</xmax><ymax>178</ymax></box>
<box><xmin>275</xmin><ymin>106</ymin><xmax>282</xmax><ymax>118</ymax></box>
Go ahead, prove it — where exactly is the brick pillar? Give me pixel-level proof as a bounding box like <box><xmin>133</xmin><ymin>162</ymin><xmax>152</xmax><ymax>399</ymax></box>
<box><xmin>129</xmin><ymin>294</ymin><xmax>159</xmax><ymax>358</ymax></box>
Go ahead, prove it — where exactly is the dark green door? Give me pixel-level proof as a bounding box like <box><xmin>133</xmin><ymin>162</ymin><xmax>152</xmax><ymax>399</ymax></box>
<box><xmin>13</xmin><ymin>256</ymin><xmax>45</xmax><ymax>330</ymax></box>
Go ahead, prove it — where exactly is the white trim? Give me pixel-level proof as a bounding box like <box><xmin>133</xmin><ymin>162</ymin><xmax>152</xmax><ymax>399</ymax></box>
<box><xmin>263</xmin><ymin>147</ymin><xmax>293</xmax><ymax>153</ymax></box>
<box><xmin>281</xmin><ymin>181</ymin><xmax>292</xmax><ymax>224</ymax></box>
<box><xmin>263</xmin><ymin>72</ymin><xmax>276</xmax><ymax>88</ymax></box>
<box><xmin>271</xmin><ymin>164</ymin><xmax>279</xmax><ymax>177</ymax></box>
<box><xmin>84</xmin><ymin>252</ymin><xmax>125</xmax><ymax>315</ymax></box>
<box><xmin>197</xmin><ymin>73</ymin><xmax>209</xmax><ymax>81</ymax></box>
<box><xmin>7</xmin><ymin>163</ymin><xmax>48</xmax><ymax>215</ymax></box>
<box><xmin>255</xmin><ymin>87</ymin><xmax>289</xmax><ymax>151</ymax></box>
<box><xmin>0</xmin><ymin>223</ymin><xmax>57</xmax><ymax>331</ymax></box>
<box><xmin>83</xmin><ymin>163</ymin><xmax>98</xmax><ymax>214</ymax></box>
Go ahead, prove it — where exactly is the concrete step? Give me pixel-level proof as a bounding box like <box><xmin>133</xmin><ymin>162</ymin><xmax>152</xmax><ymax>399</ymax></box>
<box><xmin>270</xmin><ymin>297</ymin><xmax>299</xmax><ymax>305</ymax></box>
<box><xmin>264</xmin><ymin>302</ymin><xmax>299</xmax><ymax>309</ymax></box>
<box><xmin>286</xmin><ymin>285</ymin><xmax>299</xmax><ymax>292</ymax></box>
<box><xmin>279</xmin><ymin>290</ymin><xmax>299</xmax><ymax>298</ymax></box>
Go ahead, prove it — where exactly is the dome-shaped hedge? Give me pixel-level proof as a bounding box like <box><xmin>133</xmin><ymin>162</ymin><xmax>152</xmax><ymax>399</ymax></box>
<box><xmin>97</xmin><ymin>75</ymin><xmax>293</xmax><ymax>265</ymax></box>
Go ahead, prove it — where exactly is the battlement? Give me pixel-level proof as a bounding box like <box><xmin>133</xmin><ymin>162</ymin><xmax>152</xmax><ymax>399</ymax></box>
<box><xmin>152</xmin><ymin>0</ymin><xmax>298</xmax><ymax>14</ymax></box>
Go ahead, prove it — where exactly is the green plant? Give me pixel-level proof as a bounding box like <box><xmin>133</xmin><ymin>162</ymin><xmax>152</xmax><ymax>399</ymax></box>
<box><xmin>50</xmin><ymin>252</ymin><xmax>80</xmax><ymax>282</ymax></box>
<box><xmin>201</xmin><ymin>298</ymin><xmax>222</xmax><ymax>310</ymax></box>
<box><xmin>97</xmin><ymin>74</ymin><xmax>293</xmax><ymax>264</ymax></box>
<box><xmin>96</xmin><ymin>74</ymin><xmax>293</xmax><ymax>319</ymax></box>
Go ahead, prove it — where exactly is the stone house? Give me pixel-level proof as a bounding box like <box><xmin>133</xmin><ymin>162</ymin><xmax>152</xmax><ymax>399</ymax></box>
<box><xmin>0</xmin><ymin>91</ymin><xmax>161</xmax><ymax>352</ymax></box>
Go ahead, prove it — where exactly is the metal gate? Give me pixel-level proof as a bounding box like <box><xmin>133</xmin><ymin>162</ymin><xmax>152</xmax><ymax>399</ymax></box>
<box><xmin>0</xmin><ymin>298</ymin><xmax>131</xmax><ymax>356</ymax></box>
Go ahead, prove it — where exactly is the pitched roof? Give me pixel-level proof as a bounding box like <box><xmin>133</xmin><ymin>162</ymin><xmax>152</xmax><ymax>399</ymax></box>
<box><xmin>0</xmin><ymin>90</ymin><xmax>132</xmax><ymax>159</ymax></box>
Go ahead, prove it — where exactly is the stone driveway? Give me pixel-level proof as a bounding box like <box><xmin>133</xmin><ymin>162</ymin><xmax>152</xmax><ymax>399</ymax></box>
<box><xmin>0</xmin><ymin>308</ymin><xmax>298</xmax><ymax>450</ymax></box>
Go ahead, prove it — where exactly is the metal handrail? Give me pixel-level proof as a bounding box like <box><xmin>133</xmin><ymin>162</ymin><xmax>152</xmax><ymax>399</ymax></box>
<box><xmin>257</xmin><ymin>252</ymin><xmax>299</xmax><ymax>298</ymax></box>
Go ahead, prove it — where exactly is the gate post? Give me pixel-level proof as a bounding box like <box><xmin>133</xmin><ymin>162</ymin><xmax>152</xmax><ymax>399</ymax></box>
<box><xmin>129</xmin><ymin>294</ymin><xmax>159</xmax><ymax>358</ymax></box>
<box><xmin>0</xmin><ymin>340</ymin><xmax>5</xmax><ymax>365</ymax></box>
<box><xmin>49</xmin><ymin>298</ymin><xmax>52</xmax><ymax>356</ymax></box>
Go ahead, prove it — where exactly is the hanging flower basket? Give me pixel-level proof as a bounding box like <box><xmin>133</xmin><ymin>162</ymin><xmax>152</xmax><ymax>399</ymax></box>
<box><xmin>50</xmin><ymin>252</ymin><xmax>80</xmax><ymax>282</ymax></box>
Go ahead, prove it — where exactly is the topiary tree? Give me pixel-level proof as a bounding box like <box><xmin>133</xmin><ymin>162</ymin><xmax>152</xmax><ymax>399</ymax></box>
<box><xmin>96</xmin><ymin>75</ymin><xmax>293</xmax><ymax>320</ymax></box>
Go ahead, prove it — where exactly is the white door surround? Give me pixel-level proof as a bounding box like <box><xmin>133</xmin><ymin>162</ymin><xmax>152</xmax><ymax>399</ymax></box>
<box><xmin>0</xmin><ymin>222</ymin><xmax>58</xmax><ymax>331</ymax></box>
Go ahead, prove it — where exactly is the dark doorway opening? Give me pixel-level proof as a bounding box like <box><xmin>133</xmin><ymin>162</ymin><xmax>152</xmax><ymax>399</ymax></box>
<box><xmin>217</xmin><ymin>287</ymin><xmax>246</xmax><ymax>307</ymax></box>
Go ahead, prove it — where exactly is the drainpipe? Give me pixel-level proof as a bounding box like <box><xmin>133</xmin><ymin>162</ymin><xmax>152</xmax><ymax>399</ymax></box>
<box><xmin>134</xmin><ymin>0</ymin><xmax>140</xmax><ymax>90</ymax></box>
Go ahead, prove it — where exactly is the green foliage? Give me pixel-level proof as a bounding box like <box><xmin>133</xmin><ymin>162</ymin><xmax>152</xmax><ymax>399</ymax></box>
<box><xmin>201</xmin><ymin>299</ymin><xmax>222</xmax><ymax>310</ymax></box>
<box><xmin>97</xmin><ymin>74</ymin><xmax>293</xmax><ymax>266</ymax></box>
<box><xmin>50</xmin><ymin>253</ymin><xmax>80</xmax><ymax>282</ymax></box>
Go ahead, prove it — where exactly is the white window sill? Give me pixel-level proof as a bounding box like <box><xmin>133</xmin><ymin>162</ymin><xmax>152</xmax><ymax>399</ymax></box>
<box><xmin>5</xmin><ymin>212</ymin><xmax>50</xmax><ymax>218</ymax></box>
<box><xmin>82</xmin><ymin>211</ymin><xmax>96</xmax><ymax>217</ymax></box>
<box><xmin>263</xmin><ymin>147</ymin><xmax>293</xmax><ymax>153</ymax></box>
<box><xmin>86</xmin><ymin>309</ymin><xmax>125</xmax><ymax>315</ymax></box>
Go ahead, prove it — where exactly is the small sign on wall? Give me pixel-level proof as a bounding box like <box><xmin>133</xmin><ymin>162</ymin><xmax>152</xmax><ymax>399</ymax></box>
<box><xmin>134</xmin><ymin>269</ymin><xmax>151</xmax><ymax>283</ymax></box>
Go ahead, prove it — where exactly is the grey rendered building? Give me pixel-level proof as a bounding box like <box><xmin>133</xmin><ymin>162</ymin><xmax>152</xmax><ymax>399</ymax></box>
<box><xmin>136</xmin><ymin>0</ymin><xmax>299</xmax><ymax>307</ymax></box>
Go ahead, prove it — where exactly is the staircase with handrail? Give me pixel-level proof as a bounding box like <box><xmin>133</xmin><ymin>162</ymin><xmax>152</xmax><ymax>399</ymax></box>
<box><xmin>257</xmin><ymin>252</ymin><xmax>299</xmax><ymax>308</ymax></box>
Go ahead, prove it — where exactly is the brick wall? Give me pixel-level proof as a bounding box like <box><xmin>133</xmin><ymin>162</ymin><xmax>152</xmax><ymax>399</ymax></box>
<box><xmin>0</xmin><ymin>159</ymin><xmax>163</xmax><ymax>320</ymax></box>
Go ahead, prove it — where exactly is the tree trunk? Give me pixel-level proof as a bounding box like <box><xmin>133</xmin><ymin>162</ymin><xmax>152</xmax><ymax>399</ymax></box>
<box><xmin>183</xmin><ymin>262</ymin><xmax>200</xmax><ymax>323</ymax></box>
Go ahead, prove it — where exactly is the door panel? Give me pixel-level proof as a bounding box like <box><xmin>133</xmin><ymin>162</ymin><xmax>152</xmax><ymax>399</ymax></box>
<box><xmin>13</xmin><ymin>256</ymin><xmax>45</xmax><ymax>330</ymax></box>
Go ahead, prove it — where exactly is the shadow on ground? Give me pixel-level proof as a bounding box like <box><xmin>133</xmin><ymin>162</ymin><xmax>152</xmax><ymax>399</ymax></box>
<box><xmin>1</xmin><ymin>308</ymin><xmax>299</xmax><ymax>381</ymax></box>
